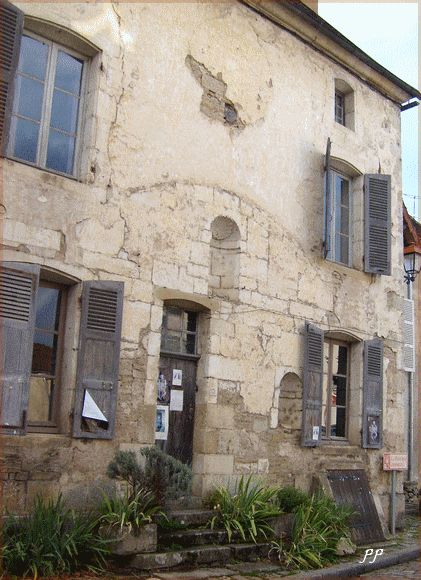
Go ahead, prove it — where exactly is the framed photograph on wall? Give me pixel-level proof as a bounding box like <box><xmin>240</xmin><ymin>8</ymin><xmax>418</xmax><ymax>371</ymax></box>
<box><xmin>155</xmin><ymin>405</ymin><xmax>169</xmax><ymax>440</ymax></box>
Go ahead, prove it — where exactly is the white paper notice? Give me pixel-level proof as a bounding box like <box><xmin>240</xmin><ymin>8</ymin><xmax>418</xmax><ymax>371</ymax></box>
<box><xmin>172</xmin><ymin>369</ymin><xmax>182</xmax><ymax>386</ymax></box>
<box><xmin>170</xmin><ymin>389</ymin><xmax>184</xmax><ymax>411</ymax></box>
<box><xmin>82</xmin><ymin>390</ymin><xmax>108</xmax><ymax>422</ymax></box>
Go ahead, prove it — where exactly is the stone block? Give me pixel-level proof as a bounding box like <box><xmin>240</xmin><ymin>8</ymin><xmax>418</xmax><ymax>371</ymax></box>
<box><xmin>101</xmin><ymin>523</ymin><xmax>157</xmax><ymax>555</ymax></box>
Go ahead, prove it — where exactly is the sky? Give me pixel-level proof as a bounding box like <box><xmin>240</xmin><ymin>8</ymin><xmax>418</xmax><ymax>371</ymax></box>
<box><xmin>318</xmin><ymin>1</ymin><xmax>419</xmax><ymax>219</ymax></box>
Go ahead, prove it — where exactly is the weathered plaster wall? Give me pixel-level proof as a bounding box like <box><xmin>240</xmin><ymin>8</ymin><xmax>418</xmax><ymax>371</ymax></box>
<box><xmin>2</xmin><ymin>2</ymin><xmax>406</xmax><ymax>522</ymax></box>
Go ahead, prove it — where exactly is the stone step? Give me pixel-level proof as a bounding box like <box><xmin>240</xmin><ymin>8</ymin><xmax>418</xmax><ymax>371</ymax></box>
<box><xmin>130</xmin><ymin>540</ymin><xmax>272</xmax><ymax>570</ymax></box>
<box><xmin>158</xmin><ymin>527</ymin><xmax>230</xmax><ymax>548</ymax></box>
<box><xmin>160</xmin><ymin>508</ymin><xmax>215</xmax><ymax>529</ymax></box>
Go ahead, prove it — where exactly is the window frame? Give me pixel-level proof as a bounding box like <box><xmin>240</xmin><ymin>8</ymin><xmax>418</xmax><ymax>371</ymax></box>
<box><xmin>334</xmin><ymin>90</ymin><xmax>345</xmax><ymax>125</ymax></box>
<box><xmin>325</xmin><ymin>169</ymin><xmax>352</xmax><ymax>267</ymax></box>
<box><xmin>6</xmin><ymin>29</ymin><xmax>89</xmax><ymax>178</ymax></box>
<box><xmin>27</xmin><ymin>279</ymin><xmax>68</xmax><ymax>433</ymax></box>
<box><xmin>160</xmin><ymin>306</ymin><xmax>198</xmax><ymax>356</ymax></box>
<box><xmin>322</xmin><ymin>338</ymin><xmax>349</xmax><ymax>441</ymax></box>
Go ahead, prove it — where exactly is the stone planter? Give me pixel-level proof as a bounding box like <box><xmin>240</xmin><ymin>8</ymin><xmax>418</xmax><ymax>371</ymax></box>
<box><xmin>100</xmin><ymin>523</ymin><xmax>157</xmax><ymax>556</ymax></box>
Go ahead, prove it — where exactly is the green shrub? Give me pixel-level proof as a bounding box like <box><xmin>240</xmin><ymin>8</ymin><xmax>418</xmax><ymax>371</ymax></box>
<box><xmin>106</xmin><ymin>447</ymin><xmax>193</xmax><ymax>505</ymax></box>
<box><xmin>271</xmin><ymin>491</ymin><xmax>354</xmax><ymax>569</ymax></box>
<box><xmin>2</xmin><ymin>494</ymin><xmax>108</xmax><ymax>578</ymax></box>
<box><xmin>276</xmin><ymin>486</ymin><xmax>309</xmax><ymax>513</ymax></box>
<box><xmin>202</xmin><ymin>488</ymin><xmax>223</xmax><ymax>509</ymax></box>
<box><xmin>210</xmin><ymin>474</ymin><xmax>282</xmax><ymax>543</ymax></box>
<box><xmin>99</xmin><ymin>487</ymin><xmax>162</xmax><ymax>535</ymax></box>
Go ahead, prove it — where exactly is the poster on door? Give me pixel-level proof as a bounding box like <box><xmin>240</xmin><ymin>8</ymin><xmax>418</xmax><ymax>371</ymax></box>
<box><xmin>170</xmin><ymin>389</ymin><xmax>184</xmax><ymax>411</ymax></box>
<box><xmin>172</xmin><ymin>369</ymin><xmax>182</xmax><ymax>386</ymax></box>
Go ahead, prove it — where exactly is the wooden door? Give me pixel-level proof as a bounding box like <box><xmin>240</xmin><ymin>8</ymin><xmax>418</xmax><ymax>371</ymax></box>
<box><xmin>157</xmin><ymin>354</ymin><xmax>198</xmax><ymax>465</ymax></box>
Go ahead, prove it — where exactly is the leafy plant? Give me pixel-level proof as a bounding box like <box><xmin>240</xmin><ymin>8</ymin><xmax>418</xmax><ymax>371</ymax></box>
<box><xmin>276</xmin><ymin>486</ymin><xmax>309</xmax><ymax>513</ymax></box>
<box><xmin>106</xmin><ymin>447</ymin><xmax>193</xmax><ymax>505</ymax></box>
<box><xmin>270</xmin><ymin>491</ymin><xmax>354</xmax><ymax>569</ymax></box>
<box><xmin>99</xmin><ymin>487</ymin><xmax>161</xmax><ymax>535</ymax></box>
<box><xmin>210</xmin><ymin>474</ymin><xmax>282</xmax><ymax>543</ymax></box>
<box><xmin>202</xmin><ymin>488</ymin><xmax>223</xmax><ymax>509</ymax></box>
<box><xmin>1</xmin><ymin>494</ymin><xmax>108</xmax><ymax>578</ymax></box>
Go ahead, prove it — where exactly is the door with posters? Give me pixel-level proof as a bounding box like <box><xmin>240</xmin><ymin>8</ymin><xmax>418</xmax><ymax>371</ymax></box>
<box><xmin>157</xmin><ymin>306</ymin><xmax>199</xmax><ymax>465</ymax></box>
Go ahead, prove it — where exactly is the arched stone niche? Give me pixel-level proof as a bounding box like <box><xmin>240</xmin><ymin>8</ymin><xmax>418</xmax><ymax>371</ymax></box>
<box><xmin>278</xmin><ymin>372</ymin><xmax>303</xmax><ymax>433</ymax></box>
<box><xmin>209</xmin><ymin>216</ymin><xmax>241</xmax><ymax>300</ymax></box>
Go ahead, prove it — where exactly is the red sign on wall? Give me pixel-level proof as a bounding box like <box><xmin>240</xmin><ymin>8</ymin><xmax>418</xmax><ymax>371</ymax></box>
<box><xmin>383</xmin><ymin>453</ymin><xmax>408</xmax><ymax>471</ymax></box>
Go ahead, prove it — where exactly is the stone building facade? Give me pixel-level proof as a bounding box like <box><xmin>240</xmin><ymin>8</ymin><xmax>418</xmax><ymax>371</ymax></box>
<box><xmin>1</xmin><ymin>1</ymin><xmax>420</xmax><ymax>528</ymax></box>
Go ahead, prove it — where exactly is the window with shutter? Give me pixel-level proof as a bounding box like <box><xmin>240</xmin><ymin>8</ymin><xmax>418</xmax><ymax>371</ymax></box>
<box><xmin>362</xmin><ymin>339</ymin><xmax>383</xmax><ymax>449</ymax></box>
<box><xmin>0</xmin><ymin>262</ymin><xmax>39</xmax><ymax>434</ymax></box>
<box><xmin>301</xmin><ymin>322</ymin><xmax>324</xmax><ymax>447</ymax></box>
<box><xmin>364</xmin><ymin>174</ymin><xmax>391</xmax><ymax>276</ymax></box>
<box><xmin>0</xmin><ymin>0</ymin><xmax>24</xmax><ymax>154</ymax></box>
<box><xmin>72</xmin><ymin>281</ymin><xmax>124</xmax><ymax>439</ymax></box>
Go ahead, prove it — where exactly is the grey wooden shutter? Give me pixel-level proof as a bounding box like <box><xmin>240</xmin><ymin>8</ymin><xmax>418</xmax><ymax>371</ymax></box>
<box><xmin>403</xmin><ymin>299</ymin><xmax>415</xmax><ymax>372</ymax></box>
<box><xmin>0</xmin><ymin>0</ymin><xmax>24</xmax><ymax>155</ymax></box>
<box><xmin>0</xmin><ymin>262</ymin><xmax>39</xmax><ymax>434</ymax></box>
<box><xmin>301</xmin><ymin>322</ymin><xmax>324</xmax><ymax>447</ymax></box>
<box><xmin>362</xmin><ymin>339</ymin><xmax>383</xmax><ymax>449</ymax></box>
<box><xmin>364</xmin><ymin>174</ymin><xmax>391</xmax><ymax>275</ymax></box>
<box><xmin>323</xmin><ymin>137</ymin><xmax>332</xmax><ymax>258</ymax></box>
<box><xmin>73</xmin><ymin>280</ymin><xmax>124</xmax><ymax>439</ymax></box>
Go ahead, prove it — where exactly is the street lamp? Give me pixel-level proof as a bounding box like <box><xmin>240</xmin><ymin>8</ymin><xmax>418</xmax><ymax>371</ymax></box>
<box><xmin>404</xmin><ymin>247</ymin><xmax>420</xmax><ymax>284</ymax></box>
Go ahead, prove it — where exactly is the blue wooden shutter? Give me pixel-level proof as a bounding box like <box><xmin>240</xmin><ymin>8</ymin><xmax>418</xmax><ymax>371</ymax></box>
<box><xmin>73</xmin><ymin>281</ymin><xmax>124</xmax><ymax>439</ymax></box>
<box><xmin>301</xmin><ymin>322</ymin><xmax>324</xmax><ymax>447</ymax></box>
<box><xmin>362</xmin><ymin>339</ymin><xmax>383</xmax><ymax>449</ymax></box>
<box><xmin>323</xmin><ymin>137</ymin><xmax>332</xmax><ymax>258</ymax></box>
<box><xmin>0</xmin><ymin>0</ymin><xmax>24</xmax><ymax>155</ymax></box>
<box><xmin>0</xmin><ymin>262</ymin><xmax>39</xmax><ymax>434</ymax></box>
<box><xmin>364</xmin><ymin>174</ymin><xmax>391</xmax><ymax>275</ymax></box>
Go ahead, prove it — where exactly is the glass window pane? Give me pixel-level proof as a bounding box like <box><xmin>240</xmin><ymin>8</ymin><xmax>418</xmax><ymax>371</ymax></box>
<box><xmin>55</xmin><ymin>51</ymin><xmax>83</xmax><ymax>95</ymax></box>
<box><xmin>46</xmin><ymin>129</ymin><xmax>75</xmax><ymax>174</ymax></box>
<box><xmin>166</xmin><ymin>308</ymin><xmax>182</xmax><ymax>331</ymax></box>
<box><xmin>340</xmin><ymin>235</ymin><xmax>349</xmax><ymax>264</ymax></box>
<box><xmin>340</xmin><ymin>179</ymin><xmax>350</xmax><ymax>206</ymax></box>
<box><xmin>340</xmin><ymin>207</ymin><xmax>349</xmax><ymax>235</ymax></box>
<box><xmin>337</xmin><ymin>345</ymin><xmax>348</xmax><ymax>375</ymax></box>
<box><xmin>335</xmin><ymin>376</ymin><xmax>347</xmax><ymax>406</ymax></box>
<box><xmin>50</xmin><ymin>90</ymin><xmax>79</xmax><ymax>134</ymax></box>
<box><xmin>186</xmin><ymin>311</ymin><xmax>197</xmax><ymax>333</ymax></box>
<box><xmin>29</xmin><ymin>377</ymin><xmax>53</xmax><ymax>422</ymax></box>
<box><xmin>19</xmin><ymin>35</ymin><xmax>49</xmax><ymax>81</ymax></box>
<box><xmin>32</xmin><ymin>331</ymin><xmax>59</xmax><ymax>374</ymax></box>
<box><xmin>183</xmin><ymin>333</ymin><xmax>196</xmax><ymax>354</ymax></box>
<box><xmin>162</xmin><ymin>331</ymin><xmax>180</xmax><ymax>353</ymax></box>
<box><xmin>334</xmin><ymin>407</ymin><xmax>346</xmax><ymax>437</ymax></box>
<box><xmin>11</xmin><ymin>116</ymin><xmax>39</xmax><ymax>163</ymax></box>
<box><xmin>35</xmin><ymin>287</ymin><xmax>61</xmax><ymax>331</ymax></box>
<box><xmin>15</xmin><ymin>76</ymin><xmax>45</xmax><ymax>122</ymax></box>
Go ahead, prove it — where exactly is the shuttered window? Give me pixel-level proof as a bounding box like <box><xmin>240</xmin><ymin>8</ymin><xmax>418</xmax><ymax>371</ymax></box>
<box><xmin>72</xmin><ymin>281</ymin><xmax>124</xmax><ymax>440</ymax></box>
<box><xmin>362</xmin><ymin>339</ymin><xmax>383</xmax><ymax>448</ymax></box>
<box><xmin>364</xmin><ymin>174</ymin><xmax>391</xmax><ymax>275</ymax></box>
<box><xmin>0</xmin><ymin>262</ymin><xmax>39</xmax><ymax>434</ymax></box>
<box><xmin>301</xmin><ymin>322</ymin><xmax>324</xmax><ymax>447</ymax></box>
<box><xmin>0</xmin><ymin>0</ymin><xmax>24</xmax><ymax>155</ymax></box>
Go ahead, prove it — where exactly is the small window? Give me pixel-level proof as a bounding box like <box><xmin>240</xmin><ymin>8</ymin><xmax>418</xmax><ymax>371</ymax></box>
<box><xmin>326</xmin><ymin>170</ymin><xmax>352</xmax><ymax>266</ymax></box>
<box><xmin>7</xmin><ymin>31</ymin><xmax>88</xmax><ymax>176</ymax></box>
<box><xmin>28</xmin><ymin>280</ymin><xmax>67</xmax><ymax>429</ymax></box>
<box><xmin>161</xmin><ymin>306</ymin><xmax>198</xmax><ymax>355</ymax></box>
<box><xmin>334</xmin><ymin>79</ymin><xmax>355</xmax><ymax>131</ymax></box>
<box><xmin>322</xmin><ymin>339</ymin><xmax>349</xmax><ymax>440</ymax></box>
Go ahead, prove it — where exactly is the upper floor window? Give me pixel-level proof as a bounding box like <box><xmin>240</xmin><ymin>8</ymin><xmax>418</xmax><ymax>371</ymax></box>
<box><xmin>7</xmin><ymin>32</ymin><xmax>87</xmax><ymax>176</ymax></box>
<box><xmin>0</xmin><ymin>1</ymin><xmax>99</xmax><ymax>178</ymax></box>
<box><xmin>161</xmin><ymin>306</ymin><xmax>198</xmax><ymax>355</ymax></box>
<box><xmin>326</xmin><ymin>170</ymin><xmax>351</xmax><ymax>266</ymax></box>
<box><xmin>334</xmin><ymin>79</ymin><xmax>355</xmax><ymax>131</ymax></box>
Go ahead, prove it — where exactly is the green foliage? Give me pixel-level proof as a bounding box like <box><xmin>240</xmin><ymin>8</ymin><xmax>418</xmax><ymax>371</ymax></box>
<box><xmin>210</xmin><ymin>474</ymin><xmax>282</xmax><ymax>543</ymax></box>
<box><xmin>202</xmin><ymin>488</ymin><xmax>223</xmax><ymax>509</ymax></box>
<box><xmin>1</xmin><ymin>494</ymin><xmax>108</xmax><ymax>578</ymax></box>
<box><xmin>276</xmin><ymin>486</ymin><xmax>309</xmax><ymax>513</ymax></box>
<box><xmin>99</xmin><ymin>487</ymin><xmax>161</xmax><ymax>535</ymax></box>
<box><xmin>271</xmin><ymin>491</ymin><xmax>354</xmax><ymax>570</ymax></box>
<box><xmin>106</xmin><ymin>447</ymin><xmax>193</xmax><ymax>506</ymax></box>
